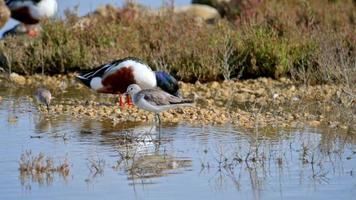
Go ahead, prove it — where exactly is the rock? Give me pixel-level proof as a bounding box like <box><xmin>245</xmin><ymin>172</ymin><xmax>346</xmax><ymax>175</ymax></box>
<box><xmin>328</xmin><ymin>121</ymin><xmax>339</xmax><ymax>129</ymax></box>
<box><xmin>163</xmin><ymin>112</ymin><xmax>174</xmax><ymax>119</ymax></box>
<box><xmin>249</xmin><ymin>94</ymin><xmax>256</xmax><ymax>102</ymax></box>
<box><xmin>289</xmin><ymin>85</ymin><xmax>296</xmax><ymax>92</ymax></box>
<box><xmin>291</xmin><ymin>96</ymin><xmax>300</xmax><ymax>101</ymax></box>
<box><xmin>279</xmin><ymin>77</ymin><xmax>291</xmax><ymax>83</ymax></box>
<box><xmin>254</xmin><ymin>88</ymin><xmax>265</xmax><ymax>96</ymax></box>
<box><xmin>9</xmin><ymin>73</ymin><xmax>26</xmax><ymax>85</ymax></box>
<box><xmin>8</xmin><ymin>116</ymin><xmax>18</xmax><ymax>123</ymax></box>
<box><xmin>174</xmin><ymin>4</ymin><xmax>220</xmax><ymax>23</ymax></box>
<box><xmin>208</xmin><ymin>81</ymin><xmax>220</xmax><ymax>89</ymax></box>
<box><xmin>272</xmin><ymin>93</ymin><xmax>279</xmax><ymax>99</ymax></box>
<box><xmin>94</xmin><ymin>4</ymin><xmax>120</xmax><ymax>18</ymax></box>
<box><xmin>235</xmin><ymin>92</ymin><xmax>249</xmax><ymax>103</ymax></box>
<box><xmin>308</xmin><ymin>120</ymin><xmax>321</xmax><ymax>127</ymax></box>
<box><xmin>73</xmin><ymin>5</ymin><xmax>118</xmax><ymax>29</ymax></box>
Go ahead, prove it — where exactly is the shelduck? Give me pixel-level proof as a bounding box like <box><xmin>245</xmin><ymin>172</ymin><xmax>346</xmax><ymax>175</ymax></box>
<box><xmin>5</xmin><ymin>0</ymin><xmax>57</xmax><ymax>36</ymax></box>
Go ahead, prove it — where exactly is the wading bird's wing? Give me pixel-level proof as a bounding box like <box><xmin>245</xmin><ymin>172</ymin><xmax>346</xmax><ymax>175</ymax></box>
<box><xmin>137</xmin><ymin>89</ymin><xmax>192</xmax><ymax>106</ymax></box>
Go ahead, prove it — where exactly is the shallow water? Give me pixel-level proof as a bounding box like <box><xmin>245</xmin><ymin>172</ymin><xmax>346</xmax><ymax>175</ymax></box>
<box><xmin>0</xmin><ymin>88</ymin><xmax>355</xmax><ymax>200</ymax></box>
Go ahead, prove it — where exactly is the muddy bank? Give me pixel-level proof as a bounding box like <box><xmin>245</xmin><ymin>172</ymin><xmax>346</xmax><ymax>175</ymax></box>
<box><xmin>1</xmin><ymin>73</ymin><xmax>355</xmax><ymax>131</ymax></box>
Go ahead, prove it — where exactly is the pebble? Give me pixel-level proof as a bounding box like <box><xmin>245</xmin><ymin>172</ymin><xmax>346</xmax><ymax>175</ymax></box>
<box><xmin>9</xmin><ymin>73</ymin><xmax>26</xmax><ymax>85</ymax></box>
<box><xmin>3</xmin><ymin>74</ymin><xmax>352</xmax><ymax>129</ymax></box>
<box><xmin>308</xmin><ymin>120</ymin><xmax>321</xmax><ymax>127</ymax></box>
<box><xmin>8</xmin><ymin>116</ymin><xmax>18</xmax><ymax>123</ymax></box>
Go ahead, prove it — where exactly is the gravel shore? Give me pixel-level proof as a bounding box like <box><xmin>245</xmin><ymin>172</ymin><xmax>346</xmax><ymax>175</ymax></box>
<box><xmin>2</xmin><ymin>73</ymin><xmax>355</xmax><ymax>131</ymax></box>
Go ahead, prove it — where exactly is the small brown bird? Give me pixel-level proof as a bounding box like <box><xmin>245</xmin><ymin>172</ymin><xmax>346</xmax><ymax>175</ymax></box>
<box><xmin>35</xmin><ymin>88</ymin><xmax>52</xmax><ymax>110</ymax></box>
<box><xmin>0</xmin><ymin>0</ymin><xmax>10</xmax><ymax>29</ymax></box>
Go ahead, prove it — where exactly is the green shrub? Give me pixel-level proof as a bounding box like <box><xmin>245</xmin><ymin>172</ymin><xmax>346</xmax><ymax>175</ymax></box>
<box><xmin>0</xmin><ymin>1</ymin><xmax>354</xmax><ymax>84</ymax></box>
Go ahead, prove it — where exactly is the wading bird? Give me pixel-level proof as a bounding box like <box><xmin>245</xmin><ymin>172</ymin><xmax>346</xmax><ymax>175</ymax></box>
<box><xmin>125</xmin><ymin>84</ymin><xmax>193</xmax><ymax>137</ymax></box>
<box><xmin>35</xmin><ymin>88</ymin><xmax>51</xmax><ymax>111</ymax></box>
<box><xmin>5</xmin><ymin>0</ymin><xmax>57</xmax><ymax>36</ymax></box>
<box><xmin>76</xmin><ymin>57</ymin><xmax>180</xmax><ymax>107</ymax></box>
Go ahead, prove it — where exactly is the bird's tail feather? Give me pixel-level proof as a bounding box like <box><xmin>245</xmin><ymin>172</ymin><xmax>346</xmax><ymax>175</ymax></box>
<box><xmin>170</xmin><ymin>99</ymin><xmax>194</xmax><ymax>105</ymax></box>
<box><xmin>75</xmin><ymin>75</ymin><xmax>91</xmax><ymax>88</ymax></box>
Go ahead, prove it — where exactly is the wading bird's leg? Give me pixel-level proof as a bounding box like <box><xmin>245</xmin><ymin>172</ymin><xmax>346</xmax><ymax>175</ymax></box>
<box><xmin>148</xmin><ymin>115</ymin><xmax>157</xmax><ymax>135</ymax></box>
<box><xmin>126</xmin><ymin>94</ymin><xmax>133</xmax><ymax>107</ymax></box>
<box><xmin>155</xmin><ymin>113</ymin><xmax>162</xmax><ymax>140</ymax></box>
<box><xmin>118</xmin><ymin>94</ymin><xmax>124</xmax><ymax>107</ymax></box>
<box><xmin>26</xmin><ymin>25</ymin><xmax>38</xmax><ymax>37</ymax></box>
<box><xmin>28</xmin><ymin>29</ymin><xmax>38</xmax><ymax>37</ymax></box>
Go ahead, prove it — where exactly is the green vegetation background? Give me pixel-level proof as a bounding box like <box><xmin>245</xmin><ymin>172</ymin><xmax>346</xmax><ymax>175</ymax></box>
<box><xmin>0</xmin><ymin>0</ymin><xmax>354</xmax><ymax>86</ymax></box>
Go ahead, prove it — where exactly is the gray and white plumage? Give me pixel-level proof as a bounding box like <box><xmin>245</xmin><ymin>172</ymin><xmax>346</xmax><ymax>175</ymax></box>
<box><xmin>35</xmin><ymin>88</ymin><xmax>51</xmax><ymax>110</ymax></box>
<box><xmin>126</xmin><ymin>84</ymin><xmax>193</xmax><ymax>113</ymax></box>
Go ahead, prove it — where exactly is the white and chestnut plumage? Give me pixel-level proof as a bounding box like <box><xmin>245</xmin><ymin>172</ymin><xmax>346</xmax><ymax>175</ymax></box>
<box><xmin>76</xmin><ymin>57</ymin><xmax>180</xmax><ymax>107</ymax></box>
<box><xmin>6</xmin><ymin>0</ymin><xmax>57</xmax><ymax>24</ymax></box>
<box><xmin>5</xmin><ymin>0</ymin><xmax>57</xmax><ymax>36</ymax></box>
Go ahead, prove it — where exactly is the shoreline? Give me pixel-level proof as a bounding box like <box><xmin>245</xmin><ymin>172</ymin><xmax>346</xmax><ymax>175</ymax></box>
<box><xmin>1</xmin><ymin>73</ymin><xmax>355</xmax><ymax>132</ymax></box>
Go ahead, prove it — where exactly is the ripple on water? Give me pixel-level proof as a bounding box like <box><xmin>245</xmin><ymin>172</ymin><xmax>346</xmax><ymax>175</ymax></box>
<box><xmin>0</xmin><ymin>90</ymin><xmax>355</xmax><ymax>200</ymax></box>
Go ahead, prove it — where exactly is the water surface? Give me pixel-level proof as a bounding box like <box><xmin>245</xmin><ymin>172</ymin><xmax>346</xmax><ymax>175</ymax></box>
<box><xmin>0</xmin><ymin>88</ymin><xmax>355</xmax><ymax>200</ymax></box>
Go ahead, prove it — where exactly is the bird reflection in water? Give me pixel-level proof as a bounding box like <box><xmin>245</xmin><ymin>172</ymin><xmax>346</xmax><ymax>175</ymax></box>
<box><xmin>94</xmin><ymin>123</ymin><xmax>193</xmax><ymax>185</ymax></box>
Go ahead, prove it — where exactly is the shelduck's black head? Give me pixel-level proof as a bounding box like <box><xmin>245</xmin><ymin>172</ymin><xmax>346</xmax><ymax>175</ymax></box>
<box><xmin>155</xmin><ymin>71</ymin><xmax>180</xmax><ymax>97</ymax></box>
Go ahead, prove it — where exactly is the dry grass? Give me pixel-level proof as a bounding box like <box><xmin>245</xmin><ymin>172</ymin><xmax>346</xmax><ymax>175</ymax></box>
<box><xmin>0</xmin><ymin>1</ymin><xmax>354</xmax><ymax>85</ymax></box>
<box><xmin>199</xmin><ymin>127</ymin><xmax>355</xmax><ymax>190</ymax></box>
<box><xmin>87</xmin><ymin>157</ymin><xmax>106</xmax><ymax>175</ymax></box>
<box><xmin>19</xmin><ymin>150</ymin><xmax>70</xmax><ymax>186</ymax></box>
<box><xmin>19</xmin><ymin>151</ymin><xmax>70</xmax><ymax>174</ymax></box>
